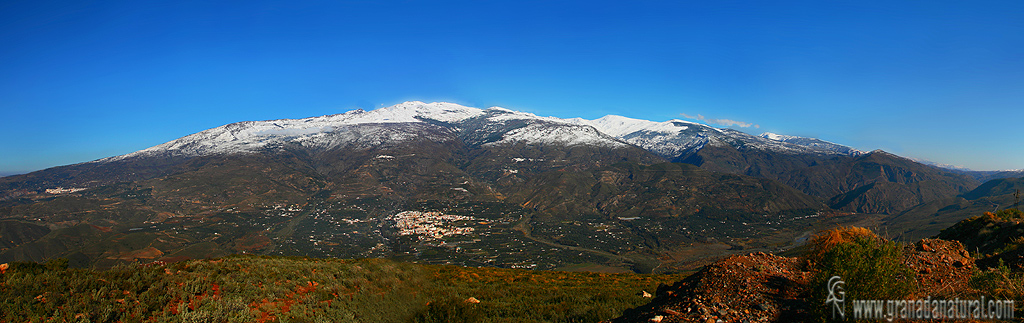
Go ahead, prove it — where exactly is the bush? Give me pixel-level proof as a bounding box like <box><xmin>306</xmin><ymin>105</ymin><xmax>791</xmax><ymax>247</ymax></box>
<box><xmin>989</xmin><ymin>209</ymin><xmax>1024</xmax><ymax>221</ymax></box>
<box><xmin>413</xmin><ymin>297</ymin><xmax>481</xmax><ymax>323</ymax></box>
<box><xmin>807</xmin><ymin>229</ymin><xmax>916</xmax><ymax>322</ymax></box>
<box><xmin>971</xmin><ymin>259</ymin><xmax>1024</xmax><ymax>300</ymax></box>
<box><xmin>803</xmin><ymin>226</ymin><xmax>877</xmax><ymax>266</ymax></box>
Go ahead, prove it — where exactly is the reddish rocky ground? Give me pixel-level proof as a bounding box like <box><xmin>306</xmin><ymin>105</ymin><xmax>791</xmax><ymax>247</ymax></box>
<box><xmin>904</xmin><ymin>239</ymin><xmax>976</xmax><ymax>299</ymax></box>
<box><xmin>611</xmin><ymin>239</ymin><xmax>981</xmax><ymax>323</ymax></box>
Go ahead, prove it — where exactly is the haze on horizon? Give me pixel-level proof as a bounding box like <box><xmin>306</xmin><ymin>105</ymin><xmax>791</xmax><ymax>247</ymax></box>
<box><xmin>2</xmin><ymin>1</ymin><xmax>1023</xmax><ymax>173</ymax></box>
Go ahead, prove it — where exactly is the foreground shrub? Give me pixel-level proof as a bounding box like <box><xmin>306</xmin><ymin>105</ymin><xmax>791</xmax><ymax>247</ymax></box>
<box><xmin>972</xmin><ymin>260</ymin><xmax>1024</xmax><ymax>300</ymax></box>
<box><xmin>803</xmin><ymin>226</ymin><xmax>878</xmax><ymax>266</ymax></box>
<box><xmin>807</xmin><ymin>229</ymin><xmax>916</xmax><ymax>322</ymax></box>
<box><xmin>412</xmin><ymin>296</ymin><xmax>481</xmax><ymax>323</ymax></box>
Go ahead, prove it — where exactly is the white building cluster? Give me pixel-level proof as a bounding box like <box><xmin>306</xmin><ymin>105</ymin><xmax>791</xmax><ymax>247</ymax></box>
<box><xmin>45</xmin><ymin>187</ymin><xmax>87</xmax><ymax>194</ymax></box>
<box><xmin>389</xmin><ymin>211</ymin><xmax>478</xmax><ymax>241</ymax></box>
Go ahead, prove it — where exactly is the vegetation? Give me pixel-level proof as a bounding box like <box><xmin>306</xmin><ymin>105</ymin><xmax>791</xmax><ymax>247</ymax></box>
<box><xmin>971</xmin><ymin>260</ymin><xmax>1024</xmax><ymax>302</ymax></box>
<box><xmin>0</xmin><ymin>255</ymin><xmax>686</xmax><ymax>322</ymax></box>
<box><xmin>802</xmin><ymin>226</ymin><xmax>878</xmax><ymax>266</ymax></box>
<box><xmin>958</xmin><ymin>209</ymin><xmax>1024</xmax><ymax>314</ymax></box>
<box><xmin>989</xmin><ymin>208</ymin><xmax>1024</xmax><ymax>221</ymax></box>
<box><xmin>938</xmin><ymin>208</ymin><xmax>1024</xmax><ymax>268</ymax></box>
<box><xmin>805</xmin><ymin>227</ymin><xmax>916</xmax><ymax>322</ymax></box>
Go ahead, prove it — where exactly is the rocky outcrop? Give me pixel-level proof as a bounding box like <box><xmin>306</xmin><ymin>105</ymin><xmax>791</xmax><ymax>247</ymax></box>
<box><xmin>612</xmin><ymin>238</ymin><xmax>979</xmax><ymax>323</ymax></box>
<box><xmin>903</xmin><ymin>239</ymin><xmax>976</xmax><ymax>296</ymax></box>
<box><xmin>610</xmin><ymin>252</ymin><xmax>812</xmax><ymax>323</ymax></box>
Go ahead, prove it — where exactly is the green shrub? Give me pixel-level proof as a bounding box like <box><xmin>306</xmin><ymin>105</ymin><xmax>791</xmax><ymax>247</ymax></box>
<box><xmin>971</xmin><ymin>259</ymin><xmax>1024</xmax><ymax>300</ymax></box>
<box><xmin>808</xmin><ymin>235</ymin><xmax>916</xmax><ymax>322</ymax></box>
<box><xmin>803</xmin><ymin>226</ymin><xmax>877</xmax><ymax>266</ymax></box>
<box><xmin>413</xmin><ymin>296</ymin><xmax>481</xmax><ymax>323</ymax></box>
<box><xmin>990</xmin><ymin>209</ymin><xmax>1024</xmax><ymax>221</ymax></box>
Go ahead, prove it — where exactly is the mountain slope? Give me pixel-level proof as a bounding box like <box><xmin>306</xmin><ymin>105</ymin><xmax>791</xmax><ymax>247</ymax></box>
<box><xmin>884</xmin><ymin>177</ymin><xmax>1024</xmax><ymax>241</ymax></box>
<box><xmin>682</xmin><ymin>147</ymin><xmax>980</xmax><ymax>214</ymax></box>
<box><xmin>966</xmin><ymin>170</ymin><xmax>1024</xmax><ymax>183</ymax></box>
<box><xmin>572</xmin><ymin>114</ymin><xmax>976</xmax><ymax>215</ymax></box>
<box><xmin>960</xmin><ymin>176</ymin><xmax>1024</xmax><ymax>200</ymax></box>
<box><xmin>759</xmin><ymin>132</ymin><xmax>863</xmax><ymax>155</ymax></box>
<box><xmin>572</xmin><ymin>115</ymin><xmax>859</xmax><ymax>160</ymax></box>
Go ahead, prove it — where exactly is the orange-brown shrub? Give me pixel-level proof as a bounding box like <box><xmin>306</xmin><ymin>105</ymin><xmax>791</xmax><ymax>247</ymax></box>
<box><xmin>804</xmin><ymin>226</ymin><xmax>878</xmax><ymax>265</ymax></box>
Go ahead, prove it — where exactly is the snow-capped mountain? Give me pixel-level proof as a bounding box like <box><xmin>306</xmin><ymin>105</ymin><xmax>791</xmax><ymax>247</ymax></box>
<box><xmin>759</xmin><ymin>133</ymin><xmax>863</xmax><ymax>156</ymax></box>
<box><xmin>467</xmin><ymin>107</ymin><xmax>629</xmax><ymax>148</ymax></box>
<box><xmin>103</xmin><ymin>102</ymin><xmax>482</xmax><ymax>160</ymax></box>
<box><xmin>102</xmin><ymin>101</ymin><xmax>634</xmax><ymax>161</ymax></box>
<box><xmin>100</xmin><ymin>101</ymin><xmax>867</xmax><ymax>163</ymax></box>
<box><xmin>566</xmin><ymin>115</ymin><xmax>716</xmax><ymax>158</ymax></box>
<box><xmin>570</xmin><ymin>115</ymin><xmax>862</xmax><ymax>160</ymax></box>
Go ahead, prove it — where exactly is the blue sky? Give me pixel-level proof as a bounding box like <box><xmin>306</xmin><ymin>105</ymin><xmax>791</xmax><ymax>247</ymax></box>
<box><xmin>2</xmin><ymin>0</ymin><xmax>1023</xmax><ymax>173</ymax></box>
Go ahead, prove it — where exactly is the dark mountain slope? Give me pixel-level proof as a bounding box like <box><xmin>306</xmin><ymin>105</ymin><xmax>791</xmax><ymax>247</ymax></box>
<box><xmin>962</xmin><ymin>170</ymin><xmax>1024</xmax><ymax>183</ymax></box>
<box><xmin>884</xmin><ymin>177</ymin><xmax>1024</xmax><ymax>241</ymax></box>
<box><xmin>681</xmin><ymin>147</ymin><xmax>979</xmax><ymax>214</ymax></box>
<box><xmin>936</xmin><ymin>209</ymin><xmax>1024</xmax><ymax>270</ymax></box>
<box><xmin>512</xmin><ymin>162</ymin><xmax>824</xmax><ymax>220</ymax></box>
<box><xmin>504</xmin><ymin>162</ymin><xmax>832</xmax><ymax>267</ymax></box>
<box><xmin>960</xmin><ymin>176</ymin><xmax>1024</xmax><ymax>200</ymax></box>
<box><xmin>0</xmin><ymin>133</ymin><xmax>838</xmax><ymax>271</ymax></box>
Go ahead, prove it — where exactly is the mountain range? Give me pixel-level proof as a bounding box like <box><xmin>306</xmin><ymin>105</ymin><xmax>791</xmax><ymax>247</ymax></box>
<box><xmin>0</xmin><ymin>101</ymin><xmax>1016</xmax><ymax>272</ymax></box>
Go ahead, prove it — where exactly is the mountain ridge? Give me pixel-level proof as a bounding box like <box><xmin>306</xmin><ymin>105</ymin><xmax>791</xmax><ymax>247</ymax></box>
<box><xmin>0</xmin><ymin>101</ymin><xmax>1005</xmax><ymax>271</ymax></box>
<box><xmin>88</xmin><ymin>102</ymin><xmax>864</xmax><ymax>167</ymax></box>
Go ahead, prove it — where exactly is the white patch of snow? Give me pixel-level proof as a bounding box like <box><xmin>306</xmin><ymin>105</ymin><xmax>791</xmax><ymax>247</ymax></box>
<box><xmin>484</xmin><ymin>109</ymin><xmax>571</xmax><ymax>125</ymax></box>
<box><xmin>760</xmin><ymin>132</ymin><xmax>791</xmax><ymax>141</ymax></box>
<box><xmin>575</xmin><ymin>115</ymin><xmax>714</xmax><ymax>137</ymax></box>
<box><xmin>485</xmin><ymin>123</ymin><xmax>629</xmax><ymax>148</ymax></box>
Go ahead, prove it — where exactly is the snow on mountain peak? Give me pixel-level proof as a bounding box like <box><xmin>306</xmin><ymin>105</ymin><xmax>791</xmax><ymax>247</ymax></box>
<box><xmin>584</xmin><ymin>115</ymin><xmax>709</xmax><ymax>137</ymax></box>
<box><xmin>482</xmin><ymin>107</ymin><xmax>571</xmax><ymax>125</ymax></box>
<box><xmin>759</xmin><ymin>132</ymin><xmax>792</xmax><ymax>141</ymax></box>
<box><xmin>99</xmin><ymin>101</ymin><xmax>864</xmax><ymax>163</ymax></box>
<box><xmin>367</xmin><ymin>101</ymin><xmax>484</xmax><ymax>123</ymax></box>
<box><xmin>760</xmin><ymin>132</ymin><xmax>863</xmax><ymax>156</ymax></box>
<box><xmin>105</xmin><ymin>102</ymin><xmax>484</xmax><ymax>160</ymax></box>
<box><xmin>486</xmin><ymin>123</ymin><xmax>629</xmax><ymax>148</ymax></box>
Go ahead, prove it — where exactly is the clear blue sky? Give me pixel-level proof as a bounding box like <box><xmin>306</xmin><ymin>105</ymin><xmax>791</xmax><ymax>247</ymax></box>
<box><xmin>2</xmin><ymin>0</ymin><xmax>1023</xmax><ymax>173</ymax></box>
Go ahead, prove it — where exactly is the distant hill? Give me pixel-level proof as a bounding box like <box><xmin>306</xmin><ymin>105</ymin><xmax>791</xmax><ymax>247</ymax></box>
<box><xmin>884</xmin><ymin>177</ymin><xmax>1024</xmax><ymax>241</ymax></box>
<box><xmin>961</xmin><ymin>170</ymin><xmax>1024</xmax><ymax>183</ymax></box>
<box><xmin>960</xmin><ymin>176</ymin><xmax>1024</xmax><ymax>200</ymax></box>
<box><xmin>0</xmin><ymin>172</ymin><xmax>26</xmax><ymax>178</ymax></box>
<box><xmin>680</xmin><ymin>147</ymin><xmax>979</xmax><ymax>214</ymax></box>
<box><xmin>935</xmin><ymin>208</ymin><xmax>1024</xmax><ymax>270</ymax></box>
